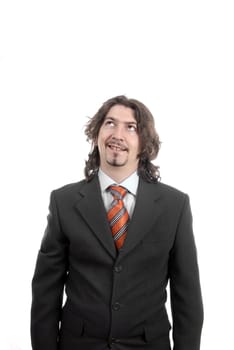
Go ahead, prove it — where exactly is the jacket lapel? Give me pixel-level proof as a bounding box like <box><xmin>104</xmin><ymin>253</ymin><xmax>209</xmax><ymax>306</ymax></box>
<box><xmin>74</xmin><ymin>176</ymin><xmax>116</xmax><ymax>259</ymax></box>
<box><xmin>120</xmin><ymin>179</ymin><xmax>162</xmax><ymax>258</ymax></box>
<box><xmin>74</xmin><ymin>176</ymin><xmax>163</xmax><ymax>260</ymax></box>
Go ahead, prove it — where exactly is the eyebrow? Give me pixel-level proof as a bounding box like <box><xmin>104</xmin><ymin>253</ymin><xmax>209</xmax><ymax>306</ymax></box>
<box><xmin>104</xmin><ymin>116</ymin><xmax>137</xmax><ymax>125</ymax></box>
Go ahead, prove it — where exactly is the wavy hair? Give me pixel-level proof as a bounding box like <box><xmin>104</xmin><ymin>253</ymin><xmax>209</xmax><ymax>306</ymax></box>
<box><xmin>84</xmin><ymin>95</ymin><xmax>161</xmax><ymax>182</ymax></box>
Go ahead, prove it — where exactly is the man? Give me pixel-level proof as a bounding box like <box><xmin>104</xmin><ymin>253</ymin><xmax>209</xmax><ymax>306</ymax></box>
<box><xmin>31</xmin><ymin>95</ymin><xmax>203</xmax><ymax>350</ymax></box>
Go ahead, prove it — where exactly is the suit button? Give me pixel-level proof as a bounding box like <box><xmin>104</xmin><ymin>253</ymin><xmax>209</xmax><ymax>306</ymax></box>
<box><xmin>111</xmin><ymin>338</ymin><xmax>120</xmax><ymax>344</ymax></box>
<box><xmin>108</xmin><ymin>337</ymin><xmax>120</xmax><ymax>348</ymax></box>
<box><xmin>114</xmin><ymin>265</ymin><xmax>122</xmax><ymax>273</ymax></box>
<box><xmin>112</xmin><ymin>302</ymin><xmax>121</xmax><ymax>311</ymax></box>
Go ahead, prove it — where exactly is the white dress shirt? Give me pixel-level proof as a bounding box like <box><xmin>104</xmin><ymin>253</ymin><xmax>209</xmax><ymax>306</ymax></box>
<box><xmin>98</xmin><ymin>169</ymin><xmax>139</xmax><ymax>218</ymax></box>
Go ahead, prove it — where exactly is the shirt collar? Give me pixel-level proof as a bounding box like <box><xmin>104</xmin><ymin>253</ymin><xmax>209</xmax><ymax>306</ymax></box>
<box><xmin>98</xmin><ymin>169</ymin><xmax>139</xmax><ymax>196</ymax></box>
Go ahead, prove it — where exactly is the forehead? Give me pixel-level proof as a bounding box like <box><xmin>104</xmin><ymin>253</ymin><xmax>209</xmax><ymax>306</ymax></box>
<box><xmin>105</xmin><ymin>104</ymin><xmax>136</xmax><ymax>122</ymax></box>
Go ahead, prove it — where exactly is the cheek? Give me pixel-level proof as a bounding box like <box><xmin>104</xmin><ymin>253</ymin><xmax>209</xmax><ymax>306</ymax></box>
<box><xmin>96</xmin><ymin>134</ymin><xmax>109</xmax><ymax>152</ymax></box>
<box><xmin>96</xmin><ymin>130</ymin><xmax>104</xmax><ymax>146</ymax></box>
<box><xmin>133</xmin><ymin>139</ymin><xmax>141</xmax><ymax>154</ymax></box>
<box><xmin>136</xmin><ymin>137</ymin><xmax>141</xmax><ymax>154</ymax></box>
<box><xmin>97</xmin><ymin>128</ymin><xmax>111</xmax><ymax>144</ymax></box>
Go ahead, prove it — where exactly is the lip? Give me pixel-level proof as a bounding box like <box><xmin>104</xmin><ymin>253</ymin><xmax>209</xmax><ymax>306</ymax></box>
<box><xmin>107</xmin><ymin>143</ymin><xmax>128</xmax><ymax>152</ymax></box>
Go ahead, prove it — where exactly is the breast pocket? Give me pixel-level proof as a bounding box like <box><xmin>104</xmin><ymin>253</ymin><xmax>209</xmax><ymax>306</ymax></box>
<box><xmin>142</xmin><ymin>227</ymin><xmax>173</xmax><ymax>244</ymax></box>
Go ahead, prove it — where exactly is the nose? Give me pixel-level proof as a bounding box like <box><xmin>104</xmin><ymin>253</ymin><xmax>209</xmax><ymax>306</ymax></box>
<box><xmin>111</xmin><ymin>124</ymin><xmax>124</xmax><ymax>140</ymax></box>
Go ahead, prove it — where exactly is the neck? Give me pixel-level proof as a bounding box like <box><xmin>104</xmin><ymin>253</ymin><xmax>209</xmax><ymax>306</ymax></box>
<box><xmin>100</xmin><ymin>166</ymin><xmax>137</xmax><ymax>183</ymax></box>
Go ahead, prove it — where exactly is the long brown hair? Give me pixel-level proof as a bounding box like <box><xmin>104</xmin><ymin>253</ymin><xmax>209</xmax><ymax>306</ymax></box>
<box><xmin>84</xmin><ymin>95</ymin><xmax>161</xmax><ymax>182</ymax></box>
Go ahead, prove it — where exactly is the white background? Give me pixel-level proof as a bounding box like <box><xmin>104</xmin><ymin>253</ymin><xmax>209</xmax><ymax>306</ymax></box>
<box><xmin>0</xmin><ymin>1</ymin><xmax>233</xmax><ymax>349</ymax></box>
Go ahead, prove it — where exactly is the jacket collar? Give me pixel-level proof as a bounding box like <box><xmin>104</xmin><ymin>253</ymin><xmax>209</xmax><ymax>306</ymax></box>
<box><xmin>75</xmin><ymin>176</ymin><xmax>162</xmax><ymax>260</ymax></box>
<box><xmin>120</xmin><ymin>178</ymin><xmax>162</xmax><ymax>259</ymax></box>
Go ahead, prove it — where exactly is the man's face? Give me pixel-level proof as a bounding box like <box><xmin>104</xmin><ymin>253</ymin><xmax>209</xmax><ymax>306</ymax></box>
<box><xmin>97</xmin><ymin>104</ymin><xmax>140</xmax><ymax>176</ymax></box>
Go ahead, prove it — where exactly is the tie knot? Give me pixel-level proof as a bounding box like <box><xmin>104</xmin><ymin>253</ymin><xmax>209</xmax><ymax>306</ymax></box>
<box><xmin>109</xmin><ymin>185</ymin><xmax>127</xmax><ymax>200</ymax></box>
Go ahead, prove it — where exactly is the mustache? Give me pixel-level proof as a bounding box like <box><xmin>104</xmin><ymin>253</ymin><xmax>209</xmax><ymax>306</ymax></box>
<box><xmin>106</xmin><ymin>139</ymin><xmax>128</xmax><ymax>151</ymax></box>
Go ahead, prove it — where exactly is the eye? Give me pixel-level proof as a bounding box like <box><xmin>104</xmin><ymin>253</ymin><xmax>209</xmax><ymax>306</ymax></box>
<box><xmin>104</xmin><ymin>119</ymin><xmax>115</xmax><ymax>128</ymax></box>
<box><xmin>127</xmin><ymin>124</ymin><xmax>137</xmax><ymax>132</ymax></box>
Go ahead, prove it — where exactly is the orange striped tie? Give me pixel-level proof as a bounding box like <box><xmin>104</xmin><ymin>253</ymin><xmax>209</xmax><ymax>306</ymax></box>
<box><xmin>107</xmin><ymin>185</ymin><xmax>129</xmax><ymax>250</ymax></box>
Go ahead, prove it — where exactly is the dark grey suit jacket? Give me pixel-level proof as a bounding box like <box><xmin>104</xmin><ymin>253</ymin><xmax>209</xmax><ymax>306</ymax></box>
<box><xmin>31</xmin><ymin>176</ymin><xmax>203</xmax><ymax>350</ymax></box>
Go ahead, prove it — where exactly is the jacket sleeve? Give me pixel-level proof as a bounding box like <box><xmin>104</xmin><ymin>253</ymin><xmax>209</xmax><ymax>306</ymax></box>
<box><xmin>169</xmin><ymin>194</ymin><xmax>204</xmax><ymax>350</ymax></box>
<box><xmin>31</xmin><ymin>191</ymin><xmax>69</xmax><ymax>350</ymax></box>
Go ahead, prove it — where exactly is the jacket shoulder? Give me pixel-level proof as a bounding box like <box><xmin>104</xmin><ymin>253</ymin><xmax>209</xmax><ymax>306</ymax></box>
<box><xmin>53</xmin><ymin>179</ymin><xmax>86</xmax><ymax>193</ymax></box>
<box><xmin>144</xmin><ymin>179</ymin><xmax>188</xmax><ymax>200</ymax></box>
<box><xmin>50</xmin><ymin>179</ymin><xmax>87</xmax><ymax>203</ymax></box>
<box><xmin>156</xmin><ymin>181</ymin><xmax>187</xmax><ymax>198</ymax></box>
<box><xmin>152</xmin><ymin>181</ymin><xmax>190</xmax><ymax>214</ymax></box>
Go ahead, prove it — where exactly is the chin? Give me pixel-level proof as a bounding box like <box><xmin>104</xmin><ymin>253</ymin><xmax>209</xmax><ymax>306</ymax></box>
<box><xmin>107</xmin><ymin>159</ymin><xmax>127</xmax><ymax>167</ymax></box>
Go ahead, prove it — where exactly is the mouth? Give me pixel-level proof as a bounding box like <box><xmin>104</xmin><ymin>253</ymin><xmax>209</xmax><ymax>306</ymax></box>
<box><xmin>107</xmin><ymin>143</ymin><xmax>128</xmax><ymax>152</ymax></box>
